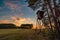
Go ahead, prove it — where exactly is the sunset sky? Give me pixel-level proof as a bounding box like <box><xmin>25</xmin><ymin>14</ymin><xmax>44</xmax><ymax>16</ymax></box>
<box><xmin>0</xmin><ymin>0</ymin><xmax>36</xmax><ymax>27</ymax></box>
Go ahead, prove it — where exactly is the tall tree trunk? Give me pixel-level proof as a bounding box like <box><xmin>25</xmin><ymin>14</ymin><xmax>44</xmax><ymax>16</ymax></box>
<box><xmin>45</xmin><ymin>2</ymin><xmax>53</xmax><ymax>30</ymax></box>
<box><xmin>53</xmin><ymin>0</ymin><xmax>60</xmax><ymax>40</ymax></box>
<box><xmin>45</xmin><ymin>0</ymin><xmax>59</xmax><ymax>40</ymax></box>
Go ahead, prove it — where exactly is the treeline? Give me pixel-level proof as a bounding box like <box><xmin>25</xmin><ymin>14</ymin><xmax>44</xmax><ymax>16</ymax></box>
<box><xmin>0</xmin><ymin>24</ymin><xmax>18</xmax><ymax>29</ymax></box>
<box><xmin>0</xmin><ymin>24</ymin><xmax>33</xmax><ymax>29</ymax></box>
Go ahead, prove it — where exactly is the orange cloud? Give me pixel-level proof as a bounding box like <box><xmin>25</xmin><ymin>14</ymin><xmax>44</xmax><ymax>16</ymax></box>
<box><xmin>0</xmin><ymin>20</ymin><xmax>10</xmax><ymax>24</ymax></box>
<box><xmin>10</xmin><ymin>16</ymin><xmax>35</xmax><ymax>26</ymax></box>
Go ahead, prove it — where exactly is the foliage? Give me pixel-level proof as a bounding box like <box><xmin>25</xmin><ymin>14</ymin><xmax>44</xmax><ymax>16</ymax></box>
<box><xmin>28</xmin><ymin>0</ymin><xmax>38</xmax><ymax>6</ymax></box>
<box><xmin>27</xmin><ymin>0</ymin><xmax>39</xmax><ymax>10</ymax></box>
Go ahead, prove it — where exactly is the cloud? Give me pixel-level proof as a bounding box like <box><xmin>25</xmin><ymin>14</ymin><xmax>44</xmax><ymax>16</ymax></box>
<box><xmin>10</xmin><ymin>13</ymin><xmax>23</xmax><ymax>18</ymax></box>
<box><xmin>0</xmin><ymin>15</ymin><xmax>24</xmax><ymax>26</ymax></box>
<box><xmin>4</xmin><ymin>2</ymin><xmax>20</xmax><ymax>10</ymax></box>
<box><xmin>4</xmin><ymin>2</ymin><xmax>22</xmax><ymax>15</ymax></box>
<box><xmin>0</xmin><ymin>7</ymin><xmax>2</xmax><ymax>10</ymax></box>
<box><xmin>0</xmin><ymin>20</ymin><xmax>10</xmax><ymax>24</ymax></box>
<box><xmin>10</xmin><ymin>16</ymin><xmax>33</xmax><ymax>26</ymax></box>
<box><xmin>4</xmin><ymin>1</ymin><xmax>24</xmax><ymax>18</ymax></box>
<box><xmin>0</xmin><ymin>16</ymin><xmax>26</xmax><ymax>26</ymax></box>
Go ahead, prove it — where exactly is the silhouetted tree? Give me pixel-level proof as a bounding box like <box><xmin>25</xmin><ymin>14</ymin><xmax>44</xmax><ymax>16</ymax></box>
<box><xmin>26</xmin><ymin>0</ymin><xmax>60</xmax><ymax>40</ymax></box>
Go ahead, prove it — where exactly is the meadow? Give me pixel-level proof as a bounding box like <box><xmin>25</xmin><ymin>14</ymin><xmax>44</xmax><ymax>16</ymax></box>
<box><xmin>0</xmin><ymin>29</ymin><xmax>53</xmax><ymax>40</ymax></box>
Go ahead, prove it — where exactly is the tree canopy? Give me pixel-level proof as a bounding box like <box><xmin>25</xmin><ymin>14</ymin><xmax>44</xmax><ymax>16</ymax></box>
<box><xmin>28</xmin><ymin>0</ymin><xmax>38</xmax><ymax>6</ymax></box>
<box><xmin>27</xmin><ymin>0</ymin><xmax>40</xmax><ymax>10</ymax></box>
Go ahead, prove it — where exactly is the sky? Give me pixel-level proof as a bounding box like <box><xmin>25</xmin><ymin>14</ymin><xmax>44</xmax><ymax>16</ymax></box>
<box><xmin>0</xmin><ymin>0</ymin><xmax>36</xmax><ymax>28</ymax></box>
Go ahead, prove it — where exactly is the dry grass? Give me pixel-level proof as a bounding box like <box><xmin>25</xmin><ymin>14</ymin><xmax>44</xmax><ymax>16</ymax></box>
<box><xmin>0</xmin><ymin>29</ymin><xmax>52</xmax><ymax>40</ymax></box>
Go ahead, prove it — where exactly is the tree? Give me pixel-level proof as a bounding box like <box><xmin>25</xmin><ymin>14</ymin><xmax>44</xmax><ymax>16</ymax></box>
<box><xmin>26</xmin><ymin>0</ymin><xmax>60</xmax><ymax>40</ymax></box>
<box><xmin>27</xmin><ymin>0</ymin><xmax>44</xmax><ymax>10</ymax></box>
<box><xmin>27</xmin><ymin>0</ymin><xmax>53</xmax><ymax>29</ymax></box>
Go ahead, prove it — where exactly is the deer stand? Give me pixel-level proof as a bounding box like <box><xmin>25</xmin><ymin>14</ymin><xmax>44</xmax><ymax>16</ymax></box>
<box><xmin>35</xmin><ymin>10</ymin><xmax>45</xmax><ymax>34</ymax></box>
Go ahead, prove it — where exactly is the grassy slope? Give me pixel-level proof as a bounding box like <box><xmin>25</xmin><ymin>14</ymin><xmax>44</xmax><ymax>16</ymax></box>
<box><xmin>0</xmin><ymin>29</ymin><xmax>49</xmax><ymax>40</ymax></box>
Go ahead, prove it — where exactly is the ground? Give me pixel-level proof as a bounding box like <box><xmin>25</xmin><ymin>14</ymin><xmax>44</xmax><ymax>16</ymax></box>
<box><xmin>0</xmin><ymin>29</ymin><xmax>50</xmax><ymax>40</ymax></box>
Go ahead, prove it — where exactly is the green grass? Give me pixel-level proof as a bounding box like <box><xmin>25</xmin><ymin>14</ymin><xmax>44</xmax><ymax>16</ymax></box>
<box><xmin>0</xmin><ymin>29</ymin><xmax>50</xmax><ymax>40</ymax></box>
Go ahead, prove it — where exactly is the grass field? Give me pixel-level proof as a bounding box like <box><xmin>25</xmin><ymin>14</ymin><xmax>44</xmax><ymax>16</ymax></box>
<box><xmin>0</xmin><ymin>29</ymin><xmax>50</xmax><ymax>40</ymax></box>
